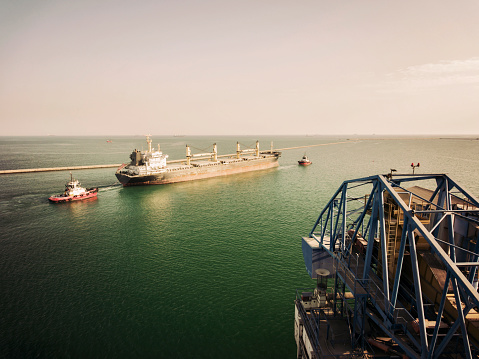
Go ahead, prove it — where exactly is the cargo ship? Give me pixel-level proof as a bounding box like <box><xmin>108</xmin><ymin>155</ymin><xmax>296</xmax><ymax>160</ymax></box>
<box><xmin>115</xmin><ymin>136</ymin><xmax>281</xmax><ymax>186</ymax></box>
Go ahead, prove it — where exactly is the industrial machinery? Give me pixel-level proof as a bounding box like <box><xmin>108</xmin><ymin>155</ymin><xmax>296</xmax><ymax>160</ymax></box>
<box><xmin>295</xmin><ymin>173</ymin><xmax>479</xmax><ymax>358</ymax></box>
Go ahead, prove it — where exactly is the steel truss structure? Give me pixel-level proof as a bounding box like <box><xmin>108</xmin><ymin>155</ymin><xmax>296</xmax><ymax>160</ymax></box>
<box><xmin>308</xmin><ymin>173</ymin><xmax>479</xmax><ymax>358</ymax></box>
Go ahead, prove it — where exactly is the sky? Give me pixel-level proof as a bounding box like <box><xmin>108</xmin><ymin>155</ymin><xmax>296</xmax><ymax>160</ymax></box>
<box><xmin>1</xmin><ymin>0</ymin><xmax>479</xmax><ymax>136</ymax></box>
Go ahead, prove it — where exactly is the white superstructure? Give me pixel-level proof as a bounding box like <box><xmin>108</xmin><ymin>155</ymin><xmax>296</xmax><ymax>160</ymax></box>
<box><xmin>124</xmin><ymin>136</ymin><xmax>169</xmax><ymax>176</ymax></box>
<box><xmin>65</xmin><ymin>178</ymin><xmax>88</xmax><ymax>196</ymax></box>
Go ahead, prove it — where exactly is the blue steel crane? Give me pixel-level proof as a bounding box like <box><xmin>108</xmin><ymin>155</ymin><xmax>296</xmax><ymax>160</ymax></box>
<box><xmin>295</xmin><ymin>173</ymin><xmax>479</xmax><ymax>359</ymax></box>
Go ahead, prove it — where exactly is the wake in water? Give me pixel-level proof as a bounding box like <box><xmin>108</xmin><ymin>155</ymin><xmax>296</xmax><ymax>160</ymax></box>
<box><xmin>97</xmin><ymin>183</ymin><xmax>122</xmax><ymax>191</ymax></box>
<box><xmin>278</xmin><ymin>164</ymin><xmax>298</xmax><ymax>171</ymax></box>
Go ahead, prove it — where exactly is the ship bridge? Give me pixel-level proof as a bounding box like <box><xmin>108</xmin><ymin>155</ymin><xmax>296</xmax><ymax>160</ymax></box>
<box><xmin>295</xmin><ymin>173</ymin><xmax>479</xmax><ymax>359</ymax></box>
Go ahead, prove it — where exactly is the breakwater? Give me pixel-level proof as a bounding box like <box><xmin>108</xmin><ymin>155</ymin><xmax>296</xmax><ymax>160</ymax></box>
<box><xmin>0</xmin><ymin>140</ymin><xmax>355</xmax><ymax>175</ymax></box>
<box><xmin>0</xmin><ymin>164</ymin><xmax>122</xmax><ymax>175</ymax></box>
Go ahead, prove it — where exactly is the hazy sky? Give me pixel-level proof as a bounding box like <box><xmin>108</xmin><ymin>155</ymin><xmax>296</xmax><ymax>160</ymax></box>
<box><xmin>1</xmin><ymin>0</ymin><xmax>478</xmax><ymax>136</ymax></box>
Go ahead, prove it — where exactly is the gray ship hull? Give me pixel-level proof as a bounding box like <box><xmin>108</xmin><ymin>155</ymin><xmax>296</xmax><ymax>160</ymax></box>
<box><xmin>116</xmin><ymin>152</ymin><xmax>281</xmax><ymax>186</ymax></box>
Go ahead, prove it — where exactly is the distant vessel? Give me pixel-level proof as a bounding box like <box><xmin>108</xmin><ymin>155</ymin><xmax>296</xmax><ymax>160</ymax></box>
<box><xmin>106</xmin><ymin>140</ymin><xmax>112</xmax><ymax>143</ymax></box>
<box><xmin>115</xmin><ymin>136</ymin><xmax>281</xmax><ymax>186</ymax></box>
<box><xmin>49</xmin><ymin>174</ymin><xmax>98</xmax><ymax>202</ymax></box>
<box><xmin>298</xmin><ymin>154</ymin><xmax>312</xmax><ymax>166</ymax></box>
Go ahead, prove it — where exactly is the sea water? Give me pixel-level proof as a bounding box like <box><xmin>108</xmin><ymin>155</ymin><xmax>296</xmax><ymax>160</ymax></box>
<box><xmin>1</xmin><ymin>136</ymin><xmax>478</xmax><ymax>358</ymax></box>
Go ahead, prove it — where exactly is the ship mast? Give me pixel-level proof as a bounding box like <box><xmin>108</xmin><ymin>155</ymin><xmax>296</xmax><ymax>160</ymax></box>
<box><xmin>186</xmin><ymin>145</ymin><xmax>191</xmax><ymax>165</ymax></box>
<box><xmin>213</xmin><ymin>143</ymin><xmax>217</xmax><ymax>162</ymax></box>
<box><xmin>145</xmin><ymin>134</ymin><xmax>152</xmax><ymax>152</ymax></box>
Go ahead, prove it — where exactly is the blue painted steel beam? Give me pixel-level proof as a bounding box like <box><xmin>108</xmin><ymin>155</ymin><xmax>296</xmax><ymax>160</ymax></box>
<box><xmin>379</xmin><ymin>175</ymin><xmax>479</xmax><ymax>307</ymax></box>
<box><xmin>309</xmin><ymin>183</ymin><xmax>344</xmax><ymax>237</ymax></box>
<box><xmin>363</xmin><ymin>183</ymin><xmax>380</xmax><ymax>279</ymax></box>
<box><xmin>332</xmin><ymin>185</ymin><xmax>347</xmax><ymax>250</ymax></box>
<box><xmin>322</xmin><ymin>204</ymin><xmax>331</xmax><ymax>243</ymax></box>
<box><xmin>452</xmin><ymin>278</ymin><xmax>472</xmax><ymax>359</ymax></box>
<box><xmin>434</xmin><ymin>305</ymin><xmax>473</xmax><ymax>358</ymax></box>
<box><xmin>341</xmin><ymin>185</ymin><xmax>347</xmax><ymax>251</ymax></box>
<box><xmin>378</xmin><ymin>184</ymin><xmax>390</xmax><ymax>305</ymax></box>
<box><xmin>390</xmin><ymin>216</ymin><xmax>408</xmax><ymax>315</ymax></box>
<box><xmin>366</xmin><ymin>308</ymin><xmax>420</xmax><ymax>359</ymax></box>
<box><xmin>407</xmin><ymin>223</ymin><xmax>429</xmax><ymax>356</ymax></box>
<box><xmin>329</xmin><ymin>200</ymin><xmax>334</xmax><ymax>250</ymax></box>
<box><xmin>442</xmin><ymin>176</ymin><xmax>479</xmax><ymax>207</ymax></box>
<box><xmin>467</xmin><ymin>232</ymin><xmax>479</xmax><ymax>283</ymax></box>
<box><xmin>432</xmin><ymin>178</ymin><xmax>447</xmax><ymax>238</ymax></box>
<box><xmin>414</xmin><ymin>209</ymin><xmax>479</xmax><ymax>214</ymax></box>
<box><xmin>426</xmin><ymin>271</ymin><xmax>450</xmax><ymax>359</ymax></box>
<box><xmin>304</xmin><ymin>173</ymin><xmax>479</xmax><ymax>357</ymax></box>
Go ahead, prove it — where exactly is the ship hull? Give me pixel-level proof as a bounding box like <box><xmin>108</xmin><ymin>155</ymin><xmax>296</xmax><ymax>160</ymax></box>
<box><xmin>116</xmin><ymin>154</ymin><xmax>280</xmax><ymax>186</ymax></box>
<box><xmin>298</xmin><ymin>161</ymin><xmax>312</xmax><ymax>166</ymax></box>
<box><xmin>48</xmin><ymin>188</ymin><xmax>99</xmax><ymax>202</ymax></box>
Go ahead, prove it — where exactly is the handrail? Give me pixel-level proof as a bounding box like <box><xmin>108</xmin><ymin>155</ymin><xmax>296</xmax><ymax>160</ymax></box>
<box><xmin>295</xmin><ymin>300</ymin><xmax>321</xmax><ymax>357</ymax></box>
<box><xmin>295</xmin><ymin>298</ymin><xmax>361</xmax><ymax>358</ymax></box>
<box><xmin>334</xmin><ymin>255</ymin><xmax>415</xmax><ymax>327</ymax></box>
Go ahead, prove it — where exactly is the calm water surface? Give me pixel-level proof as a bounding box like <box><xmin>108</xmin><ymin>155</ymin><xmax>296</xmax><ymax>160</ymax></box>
<box><xmin>1</xmin><ymin>136</ymin><xmax>478</xmax><ymax>358</ymax></box>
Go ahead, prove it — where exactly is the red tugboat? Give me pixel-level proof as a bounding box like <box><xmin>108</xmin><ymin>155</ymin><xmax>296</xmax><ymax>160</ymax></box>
<box><xmin>49</xmin><ymin>173</ymin><xmax>98</xmax><ymax>203</ymax></box>
<box><xmin>298</xmin><ymin>154</ymin><xmax>312</xmax><ymax>166</ymax></box>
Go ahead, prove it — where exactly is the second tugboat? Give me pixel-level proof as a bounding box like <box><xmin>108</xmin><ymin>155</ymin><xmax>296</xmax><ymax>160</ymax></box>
<box><xmin>298</xmin><ymin>154</ymin><xmax>312</xmax><ymax>166</ymax></box>
<box><xmin>49</xmin><ymin>173</ymin><xmax>98</xmax><ymax>202</ymax></box>
<box><xmin>115</xmin><ymin>136</ymin><xmax>281</xmax><ymax>186</ymax></box>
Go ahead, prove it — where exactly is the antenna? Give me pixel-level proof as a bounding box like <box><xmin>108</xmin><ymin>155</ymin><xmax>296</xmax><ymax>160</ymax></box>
<box><xmin>411</xmin><ymin>162</ymin><xmax>420</xmax><ymax>174</ymax></box>
<box><xmin>387</xmin><ymin>169</ymin><xmax>396</xmax><ymax>180</ymax></box>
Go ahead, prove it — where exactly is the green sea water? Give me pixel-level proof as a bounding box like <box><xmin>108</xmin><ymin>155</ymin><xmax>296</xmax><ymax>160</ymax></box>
<box><xmin>1</xmin><ymin>136</ymin><xmax>478</xmax><ymax>358</ymax></box>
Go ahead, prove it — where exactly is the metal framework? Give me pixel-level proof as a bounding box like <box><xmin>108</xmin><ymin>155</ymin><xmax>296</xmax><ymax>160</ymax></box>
<box><xmin>308</xmin><ymin>173</ymin><xmax>479</xmax><ymax>358</ymax></box>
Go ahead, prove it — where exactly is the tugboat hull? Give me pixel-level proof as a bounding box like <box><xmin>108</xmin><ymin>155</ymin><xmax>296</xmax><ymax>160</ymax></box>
<box><xmin>49</xmin><ymin>188</ymin><xmax>98</xmax><ymax>203</ymax></box>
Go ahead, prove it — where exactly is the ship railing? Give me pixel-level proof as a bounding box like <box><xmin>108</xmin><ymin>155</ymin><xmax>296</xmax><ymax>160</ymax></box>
<box><xmin>295</xmin><ymin>290</ymin><xmax>359</xmax><ymax>359</ymax></box>
<box><xmin>333</xmin><ymin>256</ymin><xmax>364</xmax><ymax>298</ymax></box>
<box><xmin>295</xmin><ymin>296</ymin><xmax>322</xmax><ymax>358</ymax></box>
<box><xmin>334</xmin><ymin>257</ymin><xmax>414</xmax><ymax>330</ymax></box>
<box><xmin>359</xmin><ymin>278</ymin><xmax>414</xmax><ymax>328</ymax></box>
